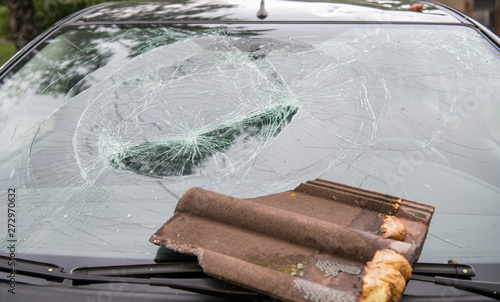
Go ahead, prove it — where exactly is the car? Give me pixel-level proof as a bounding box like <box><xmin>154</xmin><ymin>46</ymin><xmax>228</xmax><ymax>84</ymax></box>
<box><xmin>1</xmin><ymin>0</ymin><xmax>499</xmax><ymax>301</ymax></box>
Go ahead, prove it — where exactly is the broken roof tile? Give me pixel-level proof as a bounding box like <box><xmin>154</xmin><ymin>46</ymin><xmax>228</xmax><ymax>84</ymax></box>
<box><xmin>150</xmin><ymin>179</ymin><xmax>434</xmax><ymax>301</ymax></box>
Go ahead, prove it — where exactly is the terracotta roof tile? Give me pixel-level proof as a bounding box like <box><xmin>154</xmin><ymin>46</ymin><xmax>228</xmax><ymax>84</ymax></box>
<box><xmin>150</xmin><ymin>179</ymin><xmax>434</xmax><ymax>301</ymax></box>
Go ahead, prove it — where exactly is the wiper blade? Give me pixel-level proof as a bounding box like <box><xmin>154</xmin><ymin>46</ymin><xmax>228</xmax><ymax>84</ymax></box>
<box><xmin>0</xmin><ymin>256</ymin><xmax>257</xmax><ymax>297</ymax></box>
<box><xmin>73</xmin><ymin>274</ymin><xmax>255</xmax><ymax>296</ymax></box>
<box><xmin>71</xmin><ymin>262</ymin><xmax>204</xmax><ymax>277</ymax></box>
<box><xmin>70</xmin><ymin>263</ymin><xmax>255</xmax><ymax>296</ymax></box>
<box><xmin>411</xmin><ymin>275</ymin><xmax>500</xmax><ymax>300</ymax></box>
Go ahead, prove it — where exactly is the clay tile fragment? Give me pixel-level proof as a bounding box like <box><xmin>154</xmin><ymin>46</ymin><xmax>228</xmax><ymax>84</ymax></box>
<box><xmin>381</xmin><ymin>215</ymin><xmax>407</xmax><ymax>241</ymax></box>
<box><xmin>360</xmin><ymin>249</ymin><xmax>412</xmax><ymax>302</ymax></box>
<box><xmin>150</xmin><ymin>179</ymin><xmax>434</xmax><ymax>302</ymax></box>
<box><xmin>408</xmin><ymin>3</ymin><xmax>424</xmax><ymax>12</ymax></box>
<box><xmin>370</xmin><ymin>248</ymin><xmax>412</xmax><ymax>281</ymax></box>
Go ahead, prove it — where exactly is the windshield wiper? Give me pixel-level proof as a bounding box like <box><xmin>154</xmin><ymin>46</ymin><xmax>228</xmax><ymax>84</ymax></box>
<box><xmin>0</xmin><ymin>255</ymin><xmax>258</xmax><ymax>299</ymax></box>
<box><xmin>71</xmin><ymin>262</ymin><xmax>204</xmax><ymax>277</ymax></box>
<box><xmin>412</xmin><ymin>262</ymin><xmax>500</xmax><ymax>300</ymax></box>
<box><xmin>411</xmin><ymin>275</ymin><xmax>500</xmax><ymax>300</ymax></box>
<box><xmin>412</xmin><ymin>262</ymin><xmax>476</xmax><ymax>279</ymax></box>
<box><xmin>0</xmin><ymin>255</ymin><xmax>64</xmax><ymax>282</ymax></box>
<box><xmin>3</xmin><ymin>256</ymin><xmax>499</xmax><ymax>300</ymax></box>
<box><xmin>69</xmin><ymin>263</ymin><xmax>256</xmax><ymax>296</ymax></box>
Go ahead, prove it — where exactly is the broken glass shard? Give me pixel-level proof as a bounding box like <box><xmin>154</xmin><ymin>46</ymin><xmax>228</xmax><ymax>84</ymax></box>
<box><xmin>109</xmin><ymin>105</ymin><xmax>298</xmax><ymax>177</ymax></box>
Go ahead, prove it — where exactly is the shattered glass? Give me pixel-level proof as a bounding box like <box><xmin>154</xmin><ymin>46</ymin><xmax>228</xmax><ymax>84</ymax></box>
<box><xmin>0</xmin><ymin>24</ymin><xmax>499</xmax><ymax>263</ymax></box>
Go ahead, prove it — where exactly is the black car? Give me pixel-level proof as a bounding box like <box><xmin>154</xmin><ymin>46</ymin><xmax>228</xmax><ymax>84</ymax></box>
<box><xmin>1</xmin><ymin>0</ymin><xmax>499</xmax><ymax>301</ymax></box>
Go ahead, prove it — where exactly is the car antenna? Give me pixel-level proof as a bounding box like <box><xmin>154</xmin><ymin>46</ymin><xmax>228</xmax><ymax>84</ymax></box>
<box><xmin>257</xmin><ymin>0</ymin><xmax>268</xmax><ymax>20</ymax></box>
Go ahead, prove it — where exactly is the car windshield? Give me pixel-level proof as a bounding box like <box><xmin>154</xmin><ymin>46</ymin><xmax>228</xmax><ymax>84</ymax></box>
<box><xmin>0</xmin><ymin>23</ymin><xmax>499</xmax><ymax>264</ymax></box>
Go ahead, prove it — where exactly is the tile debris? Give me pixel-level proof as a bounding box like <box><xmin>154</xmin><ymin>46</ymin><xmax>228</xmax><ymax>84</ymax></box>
<box><xmin>150</xmin><ymin>179</ymin><xmax>434</xmax><ymax>301</ymax></box>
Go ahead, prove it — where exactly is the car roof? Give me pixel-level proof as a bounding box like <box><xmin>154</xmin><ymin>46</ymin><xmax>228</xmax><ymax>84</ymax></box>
<box><xmin>70</xmin><ymin>0</ymin><xmax>465</xmax><ymax>25</ymax></box>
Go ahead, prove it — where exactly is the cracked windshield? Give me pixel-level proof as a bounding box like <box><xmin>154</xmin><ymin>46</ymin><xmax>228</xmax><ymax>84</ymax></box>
<box><xmin>0</xmin><ymin>23</ymin><xmax>499</xmax><ymax>263</ymax></box>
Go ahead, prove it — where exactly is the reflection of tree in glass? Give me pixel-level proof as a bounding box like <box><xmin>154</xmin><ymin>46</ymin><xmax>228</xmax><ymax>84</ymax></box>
<box><xmin>108</xmin><ymin>104</ymin><xmax>298</xmax><ymax>177</ymax></box>
<box><xmin>30</xmin><ymin>29</ymin><xmax>114</xmax><ymax>96</ymax></box>
<box><xmin>2</xmin><ymin>27</ymin><xmax>193</xmax><ymax>99</ymax></box>
<box><xmin>8</xmin><ymin>25</ymin><xmax>267</xmax><ymax>99</ymax></box>
<box><xmin>84</xmin><ymin>1</ymin><xmax>234</xmax><ymax>22</ymax></box>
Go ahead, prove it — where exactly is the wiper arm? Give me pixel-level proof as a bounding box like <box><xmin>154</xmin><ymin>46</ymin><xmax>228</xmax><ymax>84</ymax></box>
<box><xmin>70</xmin><ymin>263</ymin><xmax>255</xmax><ymax>296</ymax></box>
<box><xmin>411</xmin><ymin>262</ymin><xmax>500</xmax><ymax>300</ymax></box>
<box><xmin>71</xmin><ymin>262</ymin><xmax>204</xmax><ymax>277</ymax></box>
<box><xmin>411</xmin><ymin>275</ymin><xmax>500</xmax><ymax>300</ymax></box>
<box><xmin>0</xmin><ymin>256</ymin><xmax>257</xmax><ymax>298</ymax></box>
<box><xmin>0</xmin><ymin>255</ymin><xmax>64</xmax><ymax>282</ymax></box>
<box><xmin>74</xmin><ymin>274</ymin><xmax>255</xmax><ymax>296</ymax></box>
<box><xmin>412</xmin><ymin>262</ymin><xmax>476</xmax><ymax>279</ymax></box>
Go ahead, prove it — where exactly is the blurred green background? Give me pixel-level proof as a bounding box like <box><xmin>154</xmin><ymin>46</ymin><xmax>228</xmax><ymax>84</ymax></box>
<box><xmin>0</xmin><ymin>0</ymin><xmax>126</xmax><ymax>66</ymax></box>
